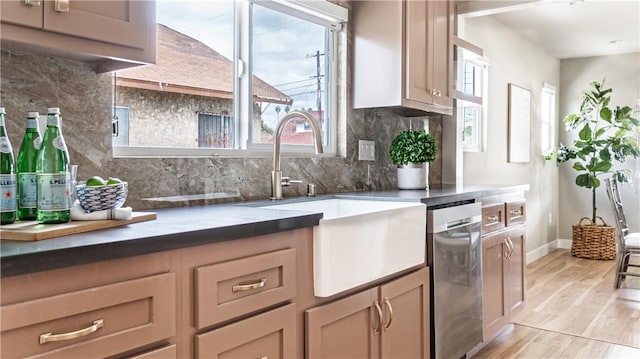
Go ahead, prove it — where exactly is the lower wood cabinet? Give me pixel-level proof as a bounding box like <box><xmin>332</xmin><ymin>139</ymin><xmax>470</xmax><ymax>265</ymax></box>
<box><xmin>482</xmin><ymin>225</ymin><xmax>526</xmax><ymax>340</ymax></box>
<box><xmin>196</xmin><ymin>304</ymin><xmax>296</xmax><ymax>359</ymax></box>
<box><xmin>305</xmin><ymin>267</ymin><xmax>429</xmax><ymax>359</ymax></box>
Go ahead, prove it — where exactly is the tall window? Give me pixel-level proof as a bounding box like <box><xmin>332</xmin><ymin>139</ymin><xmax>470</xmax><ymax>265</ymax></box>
<box><xmin>454</xmin><ymin>40</ymin><xmax>489</xmax><ymax>153</ymax></box>
<box><xmin>541</xmin><ymin>83</ymin><xmax>556</xmax><ymax>157</ymax></box>
<box><xmin>112</xmin><ymin>0</ymin><xmax>346</xmax><ymax>157</ymax></box>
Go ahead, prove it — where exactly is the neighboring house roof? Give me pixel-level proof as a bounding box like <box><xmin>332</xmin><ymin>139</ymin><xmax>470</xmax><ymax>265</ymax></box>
<box><xmin>116</xmin><ymin>24</ymin><xmax>292</xmax><ymax>105</ymax></box>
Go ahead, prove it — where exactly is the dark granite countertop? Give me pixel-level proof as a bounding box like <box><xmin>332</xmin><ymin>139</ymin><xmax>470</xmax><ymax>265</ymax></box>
<box><xmin>0</xmin><ymin>184</ymin><xmax>528</xmax><ymax>278</ymax></box>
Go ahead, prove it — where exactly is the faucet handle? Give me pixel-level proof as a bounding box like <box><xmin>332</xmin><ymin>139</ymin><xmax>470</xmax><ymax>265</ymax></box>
<box><xmin>281</xmin><ymin>177</ymin><xmax>303</xmax><ymax>187</ymax></box>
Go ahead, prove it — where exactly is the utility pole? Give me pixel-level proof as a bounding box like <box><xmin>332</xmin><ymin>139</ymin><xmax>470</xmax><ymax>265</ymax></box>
<box><xmin>306</xmin><ymin>50</ymin><xmax>324</xmax><ymax>122</ymax></box>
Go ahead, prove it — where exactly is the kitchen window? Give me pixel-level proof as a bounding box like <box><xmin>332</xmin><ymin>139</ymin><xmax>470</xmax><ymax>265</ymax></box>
<box><xmin>112</xmin><ymin>0</ymin><xmax>347</xmax><ymax>158</ymax></box>
<box><xmin>454</xmin><ymin>38</ymin><xmax>489</xmax><ymax>153</ymax></box>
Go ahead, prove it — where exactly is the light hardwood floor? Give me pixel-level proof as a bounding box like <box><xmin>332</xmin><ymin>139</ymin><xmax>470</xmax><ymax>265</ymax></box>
<box><xmin>474</xmin><ymin>249</ymin><xmax>640</xmax><ymax>358</ymax></box>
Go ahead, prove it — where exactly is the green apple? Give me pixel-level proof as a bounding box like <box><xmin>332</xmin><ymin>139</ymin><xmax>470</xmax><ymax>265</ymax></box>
<box><xmin>86</xmin><ymin>176</ymin><xmax>106</xmax><ymax>186</ymax></box>
<box><xmin>106</xmin><ymin>177</ymin><xmax>123</xmax><ymax>185</ymax></box>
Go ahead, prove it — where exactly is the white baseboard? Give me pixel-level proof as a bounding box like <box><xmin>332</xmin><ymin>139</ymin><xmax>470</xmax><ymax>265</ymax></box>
<box><xmin>557</xmin><ymin>238</ymin><xmax>572</xmax><ymax>249</ymax></box>
<box><xmin>526</xmin><ymin>239</ymin><xmax>572</xmax><ymax>264</ymax></box>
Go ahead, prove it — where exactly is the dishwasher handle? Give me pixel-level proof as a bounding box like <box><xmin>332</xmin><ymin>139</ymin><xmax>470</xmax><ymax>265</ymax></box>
<box><xmin>429</xmin><ymin>214</ymin><xmax>482</xmax><ymax>233</ymax></box>
<box><xmin>446</xmin><ymin>217</ymin><xmax>479</xmax><ymax>230</ymax></box>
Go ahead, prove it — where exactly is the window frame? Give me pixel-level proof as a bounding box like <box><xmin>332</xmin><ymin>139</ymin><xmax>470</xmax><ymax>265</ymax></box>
<box><xmin>112</xmin><ymin>0</ymin><xmax>346</xmax><ymax>158</ymax></box>
<box><xmin>454</xmin><ymin>44</ymin><xmax>489</xmax><ymax>153</ymax></box>
<box><xmin>540</xmin><ymin>82</ymin><xmax>556</xmax><ymax>157</ymax></box>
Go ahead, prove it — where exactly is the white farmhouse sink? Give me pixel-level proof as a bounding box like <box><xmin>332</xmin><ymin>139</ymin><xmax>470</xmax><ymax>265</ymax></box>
<box><xmin>261</xmin><ymin>199</ymin><xmax>426</xmax><ymax>297</ymax></box>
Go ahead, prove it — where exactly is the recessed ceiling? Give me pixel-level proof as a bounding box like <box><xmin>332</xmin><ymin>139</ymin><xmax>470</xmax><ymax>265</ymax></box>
<box><xmin>457</xmin><ymin>0</ymin><xmax>640</xmax><ymax>59</ymax></box>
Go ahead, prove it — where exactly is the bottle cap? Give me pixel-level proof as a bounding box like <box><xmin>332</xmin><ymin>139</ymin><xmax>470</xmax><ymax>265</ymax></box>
<box><xmin>47</xmin><ymin>107</ymin><xmax>60</xmax><ymax>114</ymax></box>
<box><xmin>27</xmin><ymin>111</ymin><xmax>39</xmax><ymax>118</ymax></box>
<box><xmin>0</xmin><ymin>107</ymin><xmax>5</xmax><ymax>114</ymax></box>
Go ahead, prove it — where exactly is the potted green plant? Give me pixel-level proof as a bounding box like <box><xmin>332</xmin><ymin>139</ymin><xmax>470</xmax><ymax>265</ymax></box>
<box><xmin>389</xmin><ymin>129</ymin><xmax>438</xmax><ymax>189</ymax></box>
<box><xmin>549</xmin><ymin>79</ymin><xmax>640</xmax><ymax>222</ymax></box>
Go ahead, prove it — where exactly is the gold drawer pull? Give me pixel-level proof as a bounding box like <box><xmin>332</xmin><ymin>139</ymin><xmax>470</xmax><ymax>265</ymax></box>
<box><xmin>509</xmin><ymin>210</ymin><xmax>522</xmax><ymax>216</ymax></box>
<box><xmin>486</xmin><ymin>215</ymin><xmax>499</xmax><ymax>223</ymax></box>
<box><xmin>232</xmin><ymin>277</ymin><xmax>267</xmax><ymax>292</ymax></box>
<box><xmin>40</xmin><ymin>319</ymin><xmax>104</xmax><ymax>344</ymax></box>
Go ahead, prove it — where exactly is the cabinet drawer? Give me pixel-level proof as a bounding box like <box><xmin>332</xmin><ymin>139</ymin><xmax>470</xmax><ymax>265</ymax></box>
<box><xmin>195</xmin><ymin>303</ymin><xmax>296</xmax><ymax>359</ymax></box>
<box><xmin>194</xmin><ymin>248</ymin><xmax>296</xmax><ymax>329</ymax></box>
<box><xmin>482</xmin><ymin>203</ymin><xmax>505</xmax><ymax>234</ymax></box>
<box><xmin>506</xmin><ymin>200</ymin><xmax>526</xmax><ymax>227</ymax></box>
<box><xmin>128</xmin><ymin>344</ymin><xmax>177</xmax><ymax>359</ymax></box>
<box><xmin>1</xmin><ymin>273</ymin><xmax>176</xmax><ymax>359</ymax></box>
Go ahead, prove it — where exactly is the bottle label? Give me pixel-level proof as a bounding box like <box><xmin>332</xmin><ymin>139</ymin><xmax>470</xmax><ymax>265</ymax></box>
<box><xmin>37</xmin><ymin>173</ymin><xmax>71</xmax><ymax>211</ymax></box>
<box><xmin>0</xmin><ymin>174</ymin><xmax>17</xmax><ymax>212</ymax></box>
<box><xmin>52</xmin><ymin>136</ymin><xmax>66</xmax><ymax>151</ymax></box>
<box><xmin>27</xmin><ymin>118</ymin><xmax>39</xmax><ymax>128</ymax></box>
<box><xmin>0</xmin><ymin>136</ymin><xmax>12</xmax><ymax>154</ymax></box>
<box><xmin>18</xmin><ymin>172</ymin><xmax>37</xmax><ymax>209</ymax></box>
<box><xmin>34</xmin><ymin>137</ymin><xmax>42</xmax><ymax>150</ymax></box>
<box><xmin>47</xmin><ymin>115</ymin><xmax>59</xmax><ymax>126</ymax></box>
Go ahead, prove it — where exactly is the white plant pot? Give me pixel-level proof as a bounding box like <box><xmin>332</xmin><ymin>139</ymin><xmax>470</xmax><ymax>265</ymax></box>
<box><xmin>397</xmin><ymin>163</ymin><xmax>428</xmax><ymax>190</ymax></box>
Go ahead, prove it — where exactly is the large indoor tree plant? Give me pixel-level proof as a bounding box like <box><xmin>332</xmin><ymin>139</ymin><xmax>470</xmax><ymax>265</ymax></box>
<box><xmin>389</xmin><ymin>129</ymin><xmax>438</xmax><ymax>189</ymax></box>
<box><xmin>550</xmin><ymin>79</ymin><xmax>640</xmax><ymax>222</ymax></box>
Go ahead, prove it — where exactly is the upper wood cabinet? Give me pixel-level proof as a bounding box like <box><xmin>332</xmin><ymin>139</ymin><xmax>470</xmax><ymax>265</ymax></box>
<box><xmin>0</xmin><ymin>0</ymin><xmax>156</xmax><ymax>72</ymax></box>
<box><xmin>353</xmin><ymin>0</ymin><xmax>453</xmax><ymax>116</ymax></box>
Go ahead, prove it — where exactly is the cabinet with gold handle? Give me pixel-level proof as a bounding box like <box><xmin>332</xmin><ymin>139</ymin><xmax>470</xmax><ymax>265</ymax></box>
<box><xmin>232</xmin><ymin>278</ymin><xmax>267</xmax><ymax>292</ymax></box>
<box><xmin>39</xmin><ymin>319</ymin><xmax>104</xmax><ymax>344</ymax></box>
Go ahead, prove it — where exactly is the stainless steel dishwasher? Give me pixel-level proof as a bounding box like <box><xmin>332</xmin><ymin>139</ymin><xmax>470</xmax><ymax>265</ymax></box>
<box><xmin>427</xmin><ymin>201</ymin><xmax>482</xmax><ymax>359</ymax></box>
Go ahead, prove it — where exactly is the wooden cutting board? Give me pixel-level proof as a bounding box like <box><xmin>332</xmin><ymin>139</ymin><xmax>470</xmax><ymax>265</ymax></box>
<box><xmin>0</xmin><ymin>212</ymin><xmax>157</xmax><ymax>241</ymax></box>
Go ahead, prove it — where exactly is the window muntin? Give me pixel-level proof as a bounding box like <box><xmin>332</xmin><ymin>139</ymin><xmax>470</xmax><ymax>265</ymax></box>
<box><xmin>112</xmin><ymin>0</ymin><xmax>345</xmax><ymax>157</ymax></box>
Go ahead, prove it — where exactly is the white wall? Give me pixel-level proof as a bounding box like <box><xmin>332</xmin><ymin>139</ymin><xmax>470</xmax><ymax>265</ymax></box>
<box><xmin>559</xmin><ymin>53</ymin><xmax>640</xmax><ymax>237</ymax></box>
<box><xmin>461</xmin><ymin>16</ymin><xmax>560</xmax><ymax>254</ymax></box>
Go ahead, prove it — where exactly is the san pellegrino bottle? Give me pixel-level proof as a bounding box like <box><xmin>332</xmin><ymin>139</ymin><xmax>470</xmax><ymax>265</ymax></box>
<box><xmin>0</xmin><ymin>107</ymin><xmax>17</xmax><ymax>224</ymax></box>
<box><xmin>17</xmin><ymin>112</ymin><xmax>42</xmax><ymax>220</ymax></box>
<box><xmin>36</xmin><ymin>107</ymin><xmax>71</xmax><ymax>223</ymax></box>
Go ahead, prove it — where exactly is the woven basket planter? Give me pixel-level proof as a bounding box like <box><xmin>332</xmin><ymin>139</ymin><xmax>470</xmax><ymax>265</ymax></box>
<box><xmin>571</xmin><ymin>216</ymin><xmax>616</xmax><ymax>260</ymax></box>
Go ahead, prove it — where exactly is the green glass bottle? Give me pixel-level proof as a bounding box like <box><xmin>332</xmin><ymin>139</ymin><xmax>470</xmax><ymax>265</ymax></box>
<box><xmin>0</xmin><ymin>107</ymin><xmax>17</xmax><ymax>224</ymax></box>
<box><xmin>17</xmin><ymin>112</ymin><xmax>42</xmax><ymax>220</ymax></box>
<box><xmin>36</xmin><ymin>107</ymin><xmax>71</xmax><ymax>224</ymax></box>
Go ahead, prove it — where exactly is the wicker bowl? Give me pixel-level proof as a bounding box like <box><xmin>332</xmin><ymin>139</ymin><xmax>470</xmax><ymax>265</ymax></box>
<box><xmin>76</xmin><ymin>182</ymin><xmax>128</xmax><ymax>212</ymax></box>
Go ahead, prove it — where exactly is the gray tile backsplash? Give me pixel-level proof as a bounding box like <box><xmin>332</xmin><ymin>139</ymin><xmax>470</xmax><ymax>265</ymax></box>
<box><xmin>1</xmin><ymin>48</ymin><xmax>444</xmax><ymax>210</ymax></box>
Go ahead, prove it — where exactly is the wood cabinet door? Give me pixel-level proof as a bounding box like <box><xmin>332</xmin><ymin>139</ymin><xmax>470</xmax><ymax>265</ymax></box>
<box><xmin>379</xmin><ymin>267</ymin><xmax>430</xmax><ymax>359</ymax></box>
<box><xmin>196</xmin><ymin>304</ymin><xmax>296</xmax><ymax>359</ymax></box>
<box><xmin>306</xmin><ymin>288</ymin><xmax>379</xmax><ymax>359</ymax></box>
<box><xmin>42</xmin><ymin>0</ymin><xmax>154</xmax><ymax>50</ymax></box>
<box><xmin>481</xmin><ymin>231</ymin><xmax>509</xmax><ymax>340</ymax></box>
<box><xmin>404</xmin><ymin>0</ymin><xmax>432</xmax><ymax>105</ymax></box>
<box><xmin>0</xmin><ymin>0</ymin><xmax>43</xmax><ymax>28</ymax></box>
<box><xmin>428</xmin><ymin>0</ymin><xmax>453</xmax><ymax>108</ymax></box>
<box><xmin>507</xmin><ymin>226</ymin><xmax>526</xmax><ymax>318</ymax></box>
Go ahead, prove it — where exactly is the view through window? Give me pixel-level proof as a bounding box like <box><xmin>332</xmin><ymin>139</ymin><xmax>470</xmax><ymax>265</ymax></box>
<box><xmin>112</xmin><ymin>0</ymin><xmax>343</xmax><ymax>156</ymax></box>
